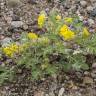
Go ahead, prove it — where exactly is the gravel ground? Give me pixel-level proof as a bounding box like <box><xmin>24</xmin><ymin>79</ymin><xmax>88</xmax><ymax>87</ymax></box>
<box><xmin>0</xmin><ymin>0</ymin><xmax>96</xmax><ymax>96</ymax></box>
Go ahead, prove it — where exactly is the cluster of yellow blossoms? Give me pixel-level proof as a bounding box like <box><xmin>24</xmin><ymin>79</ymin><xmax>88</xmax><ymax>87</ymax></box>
<box><xmin>2</xmin><ymin>43</ymin><xmax>30</xmax><ymax>57</ymax></box>
<box><xmin>38</xmin><ymin>13</ymin><xmax>46</xmax><ymax>28</ymax></box>
<box><xmin>59</xmin><ymin>25</ymin><xmax>90</xmax><ymax>40</ymax></box>
<box><xmin>3</xmin><ymin>44</ymin><xmax>20</xmax><ymax>57</ymax></box>
<box><xmin>59</xmin><ymin>25</ymin><xmax>75</xmax><ymax>40</ymax></box>
<box><xmin>27</xmin><ymin>32</ymin><xmax>38</xmax><ymax>39</ymax></box>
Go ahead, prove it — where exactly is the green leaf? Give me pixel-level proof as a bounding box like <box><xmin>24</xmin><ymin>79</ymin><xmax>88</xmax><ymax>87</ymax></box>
<box><xmin>81</xmin><ymin>63</ymin><xmax>89</xmax><ymax>70</ymax></box>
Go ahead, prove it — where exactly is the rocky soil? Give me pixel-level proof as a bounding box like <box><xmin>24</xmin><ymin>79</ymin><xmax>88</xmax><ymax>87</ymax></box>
<box><xmin>0</xmin><ymin>0</ymin><xmax>96</xmax><ymax>96</ymax></box>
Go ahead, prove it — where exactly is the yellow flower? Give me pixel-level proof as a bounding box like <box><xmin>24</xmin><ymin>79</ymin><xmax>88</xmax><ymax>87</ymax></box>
<box><xmin>27</xmin><ymin>32</ymin><xmax>38</xmax><ymax>39</ymax></box>
<box><xmin>3</xmin><ymin>47</ymin><xmax>12</xmax><ymax>57</ymax></box>
<box><xmin>59</xmin><ymin>25</ymin><xmax>75</xmax><ymax>40</ymax></box>
<box><xmin>82</xmin><ymin>27</ymin><xmax>90</xmax><ymax>37</ymax></box>
<box><xmin>3</xmin><ymin>44</ymin><xmax>19</xmax><ymax>57</ymax></box>
<box><xmin>64</xmin><ymin>17</ymin><xmax>73</xmax><ymax>23</ymax></box>
<box><xmin>38</xmin><ymin>13</ymin><xmax>46</xmax><ymax>28</ymax></box>
<box><xmin>60</xmin><ymin>24</ymin><xmax>69</xmax><ymax>32</ymax></box>
<box><xmin>11</xmin><ymin>44</ymin><xmax>19</xmax><ymax>52</ymax></box>
<box><xmin>56</xmin><ymin>15</ymin><xmax>61</xmax><ymax>20</ymax></box>
<box><xmin>61</xmin><ymin>31</ymin><xmax>75</xmax><ymax>40</ymax></box>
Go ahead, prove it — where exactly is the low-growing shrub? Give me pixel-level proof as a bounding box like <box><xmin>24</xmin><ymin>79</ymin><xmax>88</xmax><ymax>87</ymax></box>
<box><xmin>16</xmin><ymin>10</ymin><xmax>95</xmax><ymax>80</ymax></box>
<box><xmin>1</xmin><ymin>9</ymin><xmax>96</xmax><ymax>82</ymax></box>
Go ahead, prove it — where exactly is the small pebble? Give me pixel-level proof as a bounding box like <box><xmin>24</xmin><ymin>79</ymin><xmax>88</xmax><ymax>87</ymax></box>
<box><xmin>84</xmin><ymin>71</ymin><xmax>90</xmax><ymax>76</ymax></box>
<box><xmin>1</xmin><ymin>37</ymin><xmax>13</xmax><ymax>47</ymax></box>
<box><xmin>91</xmin><ymin>72</ymin><xmax>96</xmax><ymax>79</ymax></box>
<box><xmin>58</xmin><ymin>88</ymin><xmax>65</xmax><ymax>96</ymax></box>
<box><xmin>92</xmin><ymin>63</ymin><xmax>96</xmax><ymax>69</ymax></box>
<box><xmin>12</xmin><ymin>15</ymin><xmax>20</xmax><ymax>21</ymax></box>
<box><xmin>49</xmin><ymin>91</ymin><xmax>55</xmax><ymax>96</ymax></box>
<box><xmin>87</xmin><ymin>6</ymin><xmax>94</xmax><ymax>13</ymax></box>
<box><xmin>22</xmin><ymin>24</ymin><xmax>28</xmax><ymax>30</ymax></box>
<box><xmin>83</xmin><ymin>77</ymin><xmax>93</xmax><ymax>84</ymax></box>
<box><xmin>91</xmin><ymin>8</ymin><xmax>96</xmax><ymax>17</ymax></box>
<box><xmin>94</xmin><ymin>79</ymin><xmax>96</xmax><ymax>82</ymax></box>
<box><xmin>7</xmin><ymin>0</ymin><xmax>21</xmax><ymax>8</ymax></box>
<box><xmin>80</xmin><ymin>1</ymin><xmax>87</xmax><ymax>7</ymax></box>
<box><xmin>88</xmin><ymin>19</ymin><xmax>94</xmax><ymax>25</ymax></box>
<box><xmin>11</xmin><ymin>21</ymin><xmax>23</xmax><ymax>28</ymax></box>
<box><xmin>45</xmin><ymin>94</ymin><xmax>49</xmax><ymax>96</ymax></box>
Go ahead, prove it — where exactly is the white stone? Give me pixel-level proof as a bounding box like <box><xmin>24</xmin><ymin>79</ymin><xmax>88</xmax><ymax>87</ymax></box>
<box><xmin>80</xmin><ymin>1</ymin><xmax>87</xmax><ymax>7</ymax></box>
<box><xmin>87</xmin><ymin>6</ymin><xmax>94</xmax><ymax>12</ymax></box>
<box><xmin>1</xmin><ymin>37</ymin><xmax>13</xmax><ymax>47</ymax></box>
<box><xmin>11</xmin><ymin>21</ymin><xmax>23</xmax><ymax>28</ymax></box>
<box><xmin>45</xmin><ymin>94</ymin><xmax>49</xmax><ymax>96</ymax></box>
<box><xmin>88</xmin><ymin>19</ymin><xmax>94</xmax><ymax>25</ymax></box>
<box><xmin>49</xmin><ymin>91</ymin><xmax>55</xmax><ymax>96</ymax></box>
<box><xmin>92</xmin><ymin>63</ymin><xmax>96</xmax><ymax>68</ymax></box>
<box><xmin>58</xmin><ymin>88</ymin><xmax>65</xmax><ymax>96</ymax></box>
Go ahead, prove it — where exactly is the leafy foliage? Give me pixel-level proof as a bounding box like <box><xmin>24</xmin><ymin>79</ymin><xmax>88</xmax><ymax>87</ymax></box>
<box><xmin>0</xmin><ymin>65</ymin><xmax>14</xmax><ymax>84</ymax></box>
